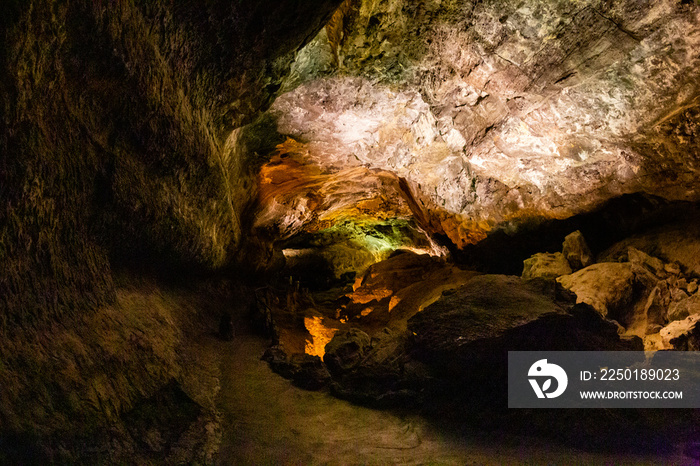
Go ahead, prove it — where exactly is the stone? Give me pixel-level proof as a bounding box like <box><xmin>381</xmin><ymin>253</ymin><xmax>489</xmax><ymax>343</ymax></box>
<box><xmin>676</xmin><ymin>278</ymin><xmax>688</xmax><ymax>291</ymax></box>
<box><xmin>689</xmin><ymin>280</ymin><xmax>699</xmax><ymax>294</ymax></box>
<box><xmin>323</xmin><ymin>328</ymin><xmax>371</xmax><ymax>375</ymax></box>
<box><xmin>406</xmin><ymin>283</ymin><xmax>641</xmax><ymax>411</ymax></box>
<box><xmin>665</xmin><ymin>315</ymin><xmax>700</xmax><ymax>351</ymax></box>
<box><xmin>262</xmin><ymin>346</ymin><xmax>297</xmax><ymax>379</ymax></box>
<box><xmin>263</xmin><ymin>347</ymin><xmax>332</xmax><ymax>390</ymax></box>
<box><xmin>671</xmin><ymin>288</ymin><xmax>689</xmax><ymax>303</ymax></box>
<box><xmin>599</xmin><ymin>222</ymin><xmax>700</xmax><ymax>277</ymax></box>
<box><xmin>521</xmin><ymin>252</ymin><xmax>573</xmax><ymax>281</ymax></box>
<box><xmin>668</xmin><ymin>294</ymin><xmax>700</xmax><ymax>323</ymax></box>
<box><xmin>556</xmin><ymin>263</ymin><xmax>636</xmax><ymax>321</ymax></box>
<box><xmin>289</xmin><ymin>354</ymin><xmax>332</xmax><ymax>391</ymax></box>
<box><xmin>645</xmin><ymin>314</ymin><xmax>700</xmax><ymax>350</ymax></box>
<box><xmin>327</xmin><ymin>328</ymin><xmax>420</xmax><ymax>407</ymax></box>
<box><xmin>665</xmin><ymin>262</ymin><xmax>682</xmax><ymax>275</ymax></box>
<box><xmin>628</xmin><ymin>247</ymin><xmax>666</xmax><ymax>278</ymax></box>
<box><xmin>410</xmin><ymin>275</ymin><xmax>570</xmax><ymax>353</ymax></box>
<box><xmin>562</xmin><ymin>230</ymin><xmax>593</xmax><ymax>271</ymax></box>
<box><xmin>644</xmin><ymin>281</ymin><xmax>671</xmax><ymax>327</ymax></box>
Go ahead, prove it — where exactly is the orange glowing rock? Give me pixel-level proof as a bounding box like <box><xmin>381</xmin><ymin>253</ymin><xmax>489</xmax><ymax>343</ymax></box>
<box><xmin>304</xmin><ymin>316</ymin><xmax>340</xmax><ymax>358</ymax></box>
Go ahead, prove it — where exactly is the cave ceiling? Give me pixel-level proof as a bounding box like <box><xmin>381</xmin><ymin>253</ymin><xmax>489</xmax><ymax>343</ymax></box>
<box><xmin>246</xmin><ymin>0</ymin><xmax>700</xmax><ymax>274</ymax></box>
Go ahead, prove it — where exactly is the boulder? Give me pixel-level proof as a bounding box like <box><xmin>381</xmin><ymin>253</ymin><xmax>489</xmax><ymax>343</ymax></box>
<box><xmin>661</xmin><ymin>315</ymin><xmax>700</xmax><ymax>350</ymax></box>
<box><xmin>562</xmin><ymin>230</ymin><xmax>593</xmax><ymax>270</ymax></box>
<box><xmin>671</xmin><ymin>288</ymin><xmax>689</xmax><ymax>303</ymax></box>
<box><xmin>262</xmin><ymin>347</ymin><xmax>331</xmax><ymax>390</ymax></box>
<box><xmin>628</xmin><ymin>247</ymin><xmax>667</xmax><ymax>278</ymax></box>
<box><xmin>411</xmin><ymin>275</ymin><xmax>570</xmax><ymax>354</ymax></box>
<box><xmin>644</xmin><ymin>280</ymin><xmax>671</xmax><ymax>328</ymax></box>
<box><xmin>556</xmin><ymin>263</ymin><xmax>636</xmax><ymax>321</ymax></box>
<box><xmin>668</xmin><ymin>294</ymin><xmax>700</xmax><ymax>323</ymax></box>
<box><xmin>410</xmin><ymin>276</ymin><xmax>641</xmax><ymax>359</ymax></box>
<box><xmin>289</xmin><ymin>354</ymin><xmax>331</xmax><ymax>390</ymax></box>
<box><xmin>406</xmin><ymin>277</ymin><xmax>641</xmax><ymax>415</ymax></box>
<box><xmin>327</xmin><ymin>328</ymin><xmax>421</xmax><ymax>407</ymax></box>
<box><xmin>521</xmin><ymin>252</ymin><xmax>572</xmax><ymax>281</ymax></box>
<box><xmin>323</xmin><ymin>328</ymin><xmax>371</xmax><ymax>375</ymax></box>
<box><xmin>665</xmin><ymin>262</ymin><xmax>682</xmax><ymax>275</ymax></box>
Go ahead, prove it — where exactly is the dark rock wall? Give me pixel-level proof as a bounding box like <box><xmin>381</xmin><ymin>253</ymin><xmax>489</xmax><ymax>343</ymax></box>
<box><xmin>0</xmin><ymin>0</ymin><xmax>340</xmax><ymax>328</ymax></box>
<box><xmin>0</xmin><ymin>0</ymin><xmax>340</xmax><ymax>458</ymax></box>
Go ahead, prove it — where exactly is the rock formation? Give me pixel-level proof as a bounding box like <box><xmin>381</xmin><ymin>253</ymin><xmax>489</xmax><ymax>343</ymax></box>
<box><xmin>2</xmin><ymin>0</ymin><xmax>700</xmax><ymax>462</ymax></box>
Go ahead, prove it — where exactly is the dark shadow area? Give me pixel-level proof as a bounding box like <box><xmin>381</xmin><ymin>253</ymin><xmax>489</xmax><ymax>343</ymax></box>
<box><xmin>454</xmin><ymin>193</ymin><xmax>700</xmax><ymax>275</ymax></box>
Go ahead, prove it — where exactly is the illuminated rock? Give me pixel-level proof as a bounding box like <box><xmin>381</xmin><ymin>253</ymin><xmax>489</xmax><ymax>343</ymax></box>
<box><xmin>265</xmin><ymin>0</ymin><xmax>700</xmax><ymax>248</ymax></box>
<box><xmin>562</xmin><ymin>231</ymin><xmax>593</xmax><ymax>271</ymax></box>
<box><xmin>556</xmin><ymin>263</ymin><xmax>637</xmax><ymax>320</ymax></box>
<box><xmin>521</xmin><ymin>252</ymin><xmax>572</xmax><ymax>282</ymax></box>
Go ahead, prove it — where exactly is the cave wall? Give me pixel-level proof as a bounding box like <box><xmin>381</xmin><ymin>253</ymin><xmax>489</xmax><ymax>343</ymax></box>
<box><xmin>0</xmin><ymin>0</ymin><xmax>341</xmax><ymax>457</ymax></box>
<box><xmin>265</xmin><ymin>0</ymin><xmax>700</xmax><ymax>248</ymax></box>
<box><xmin>0</xmin><ymin>0</ymin><xmax>340</xmax><ymax>327</ymax></box>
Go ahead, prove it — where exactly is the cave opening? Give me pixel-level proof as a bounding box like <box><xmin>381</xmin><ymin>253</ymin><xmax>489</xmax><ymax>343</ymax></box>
<box><xmin>2</xmin><ymin>0</ymin><xmax>700</xmax><ymax>463</ymax></box>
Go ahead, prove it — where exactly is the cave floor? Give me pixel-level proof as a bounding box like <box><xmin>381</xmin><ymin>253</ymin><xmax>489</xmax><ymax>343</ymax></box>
<box><xmin>212</xmin><ymin>319</ymin><xmax>690</xmax><ymax>465</ymax></box>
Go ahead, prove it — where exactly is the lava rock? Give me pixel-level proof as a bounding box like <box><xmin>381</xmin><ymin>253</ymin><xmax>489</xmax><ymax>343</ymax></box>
<box><xmin>562</xmin><ymin>230</ymin><xmax>593</xmax><ymax>270</ymax></box>
<box><xmin>665</xmin><ymin>315</ymin><xmax>700</xmax><ymax>350</ymax></box>
<box><xmin>262</xmin><ymin>346</ymin><xmax>297</xmax><ymax>379</ymax></box>
<box><xmin>263</xmin><ymin>347</ymin><xmax>331</xmax><ymax>390</ymax></box>
<box><xmin>324</xmin><ymin>328</ymin><xmax>371</xmax><ymax>375</ymax></box>
<box><xmin>521</xmin><ymin>252</ymin><xmax>572</xmax><ymax>281</ymax></box>
<box><xmin>289</xmin><ymin>354</ymin><xmax>331</xmax><ymax>390</ymax></box>
<box><xmin>628</xmin><ymin>247</ymin><xmax>667</xmax><ymax>278</ymax></box>
<box><xmin>556</xmin><ymin>263</ymin><xmax>637</xmax><ymax>320</ymax></box>
<box><xmin>668</xmin><ymin>294</ymin><xmax>700</xmax><ymax>322</ymax></box>
<box><xmin>644</xmin><ymin>280</ymin><xmax>672</xmax><ymax>327</ymax></box>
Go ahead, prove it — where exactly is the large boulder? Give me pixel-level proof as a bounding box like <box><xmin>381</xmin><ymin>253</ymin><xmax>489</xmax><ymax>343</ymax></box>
<box><xmin>410</xmin><ymin>275</ymin><xmax>570</xmax><ymax>353</ymax></box>
<box><xmin>521</xmin><ymin>252</ymin><xmax>572</xmax><ymax>281</ymax></box>
<box><xmin>410</xmin><ymin>275</ymin><xmax>640</xmax><ymax>359</ymax></box>
<box><xmin>406</xmin><ymin>275</ymin><xmax>641</xmax><ymax>415</ymax></box>
<box><xmin>556</xmin><ymin>263</ymin><xmax>637</xmax><ymax>321</ymax></box>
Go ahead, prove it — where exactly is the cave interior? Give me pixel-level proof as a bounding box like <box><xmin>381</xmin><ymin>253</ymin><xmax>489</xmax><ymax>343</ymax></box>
<box><xmin>2</xmin><ymin>0</ymin><xmax>700</xmax><ymax>463</ymax></box>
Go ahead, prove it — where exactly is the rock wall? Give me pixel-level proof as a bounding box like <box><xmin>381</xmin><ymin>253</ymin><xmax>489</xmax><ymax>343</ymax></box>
<box><xmin>0</xmin><ymin>0</ymin><xmax>340</xmax><ymax>327</ymax></box>
<box><xmin>265</xmin><ymin>0</ymin><xmax>700</xmax><ymax>248</ymax></box>
<box><xmin>0</xmin><ymin>0</ymin><xmax>340</xmax><ymax>458</ymax></box>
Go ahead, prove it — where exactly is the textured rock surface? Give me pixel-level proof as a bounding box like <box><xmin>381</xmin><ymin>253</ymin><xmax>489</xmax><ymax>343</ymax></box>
<box><xmin>324</xmin><ymin>328</ymin><xmax>372</xmax><ymax>375</ymax></box>
<box><xmin>262</xmin><ymin>0</ymin><xmax>700</xmax><ymax>249</ymax></box>
<box><xmin>1</xmin><ymin>0</ymin><xmax>340</xmax><ymax>326</ymax></box>
<box><xmin>0</xmin><ymin>0</ymin><xmax>340</xmax><ymax>460</ymax></box>
<box><xmin>556</xmin><ymin>263</ymin><xmax>637</xmax><ymax>320</ymax></box>
<box><xmin>668</xmin><ymin>293</ymin><xmax>700</xmax><ymax>322</ymax></box>
<box><xmin>522</xmin><ymin>252</ymin><xmax>572</xmax><ymax>281</ymax></box>
<box><xmin>600</xmin><ymin>219</ymin><xmax>700</xmax><ymax>276</ymax></box>
<box><xmin>562</xmin><ymin>230</ymin><xmax>593</xmax><ymax>270</ymax></box>
<box><xmin>409</xmin><ymin>275</ymin><xmax>569</xmax><ymax>351</ymax></box>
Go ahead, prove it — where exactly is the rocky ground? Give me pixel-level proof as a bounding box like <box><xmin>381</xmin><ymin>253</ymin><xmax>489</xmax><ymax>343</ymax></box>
<box><xmin>258</xmin><ymin>210</ymin><xmax>700</xmax><ymax>461</ymax></box>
